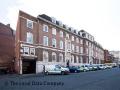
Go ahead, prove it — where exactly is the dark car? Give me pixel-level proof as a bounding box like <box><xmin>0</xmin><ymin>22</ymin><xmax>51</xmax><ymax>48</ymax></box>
<box><xmin>69</xmin><ymin>66</ymin><xmax>80</xmax><ymax>73</ymax></box>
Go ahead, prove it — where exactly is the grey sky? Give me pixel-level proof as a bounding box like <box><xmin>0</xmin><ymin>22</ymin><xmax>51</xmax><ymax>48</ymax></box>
<box><xmin>0</xmin><ymin>0</ymin><xmax>120</xmax><ymax>51</ymax></box>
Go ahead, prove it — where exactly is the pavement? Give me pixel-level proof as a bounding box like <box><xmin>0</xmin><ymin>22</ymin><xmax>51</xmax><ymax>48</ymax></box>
<box><xmin>0</xmin><ymin>67</ymin><xmax>120</xmax><ymax>90</ymax></box>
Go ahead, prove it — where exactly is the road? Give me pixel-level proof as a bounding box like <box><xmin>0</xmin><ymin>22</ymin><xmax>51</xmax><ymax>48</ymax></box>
<box><xmin>0</xmin><ymin>67</ymin><xmax>120</xmax><ymax>90</ymax></box>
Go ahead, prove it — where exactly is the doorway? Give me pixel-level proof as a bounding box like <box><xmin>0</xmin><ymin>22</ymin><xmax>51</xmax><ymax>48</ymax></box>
<box><xmin>22</xmin><ymin>59</ymin><xmax>36</xmax><ymax>74</ymax></box>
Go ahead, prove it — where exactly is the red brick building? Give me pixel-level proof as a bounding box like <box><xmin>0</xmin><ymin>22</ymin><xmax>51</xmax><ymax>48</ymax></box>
<box><xmin>0</xmin><ymin>23</ymin><xmax>15</xmax><ymax>73</ymax></box>
<box><xmin>104</xmin><ymin>50</ymin><xmax>114</xmax><ymax>63</ymax></box>
<box><xmin>15</xmin><ymin>10</ymin><xmax>104</xmax><ymax>74</ymax></box>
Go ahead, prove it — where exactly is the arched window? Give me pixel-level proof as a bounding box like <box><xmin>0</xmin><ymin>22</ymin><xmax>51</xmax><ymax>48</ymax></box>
<box><xmin>80</xmin><ymin>56</ymin><xmax>83</xmax><ymax>63</ymax></box>
<box><xmin>59</xmin><ymin>53</ymin><xmax>63</xmax><ymax>62</ymax></box>
<box><xmin>76</xmin><ymin>56</ymin><xmax>79</xmax><ymax>63</ymax></box>
<box><xmin>52</xmin><ymin>52</ymin><xmax>56</xmax><ymax>62</ymax></box>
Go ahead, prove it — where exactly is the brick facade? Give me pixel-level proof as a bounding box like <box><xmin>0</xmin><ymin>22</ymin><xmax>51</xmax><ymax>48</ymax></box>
<box><xmin>0</xmin><ymin>23</ymin><xmax>15</xmax><ymax>73</ymax></box>
<box><xmin>15</xmin><ymin>10</ymin><xmax>104</xmax><ymax>74</ymax></box>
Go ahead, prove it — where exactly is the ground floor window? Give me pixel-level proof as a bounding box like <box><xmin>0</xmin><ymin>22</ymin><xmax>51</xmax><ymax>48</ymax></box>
<box><xmin>59</xmin><ymin>53</ymin><xmax>63</xmax><ymax>62</ymax></box>
<box><xmin>43</xmin><ymin>51</ymin><xmax>49</xmax><ymax>62</ymax></box>
<box><xmin>52</xmin><ymin>52</ymin><xmax>56</xmax><ymax>62</ymax></box>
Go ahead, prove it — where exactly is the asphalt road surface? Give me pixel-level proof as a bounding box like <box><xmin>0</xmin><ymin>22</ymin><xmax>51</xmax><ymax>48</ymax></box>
<box><xmin>0</xmin><ymin>67</ymin><xmax>120</xmax><ymax>90</ymax></box>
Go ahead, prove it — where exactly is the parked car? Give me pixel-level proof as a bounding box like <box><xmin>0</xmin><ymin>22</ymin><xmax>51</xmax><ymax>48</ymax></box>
<box><xmin>45</xmin><ymin>64</ymin><xmax>69</xmax><ymax>75</ymax></box>
<box><xmin>87</xmin><ymin>65</ymin><xmax>94</xmax><ymax>71</ymax></box>
<box><xmin>98</xmin><ymin>64</ymin><xmax>106</xmax><ymax>70</ymax></box>
<box><xmin>69</xmin><ymin>66</ymin><xmax>80</xmax><ymax>73</ymax></box>
<box><xmin>95</xmin><ymin>64</ymin><xmax>101</xmax><ymax>70</ymax></box>
<box><xmin>92</xmin><ymin>64</ymin><xmax>99</xmax><ymax>71</ymax></box>
<box><xmin>80</xmin><ymin>64</ymin><xmax>89</xmax><ymax>72</ymax></box>
<box><xmin>77</xmin><ymin>66</ymin><xmax>85</xmax><ymax>72</ymax></box>
<box><xmin>105</xmin><ymin>65</ymin><xmax>112</xmax><ymax>69</ymax></box>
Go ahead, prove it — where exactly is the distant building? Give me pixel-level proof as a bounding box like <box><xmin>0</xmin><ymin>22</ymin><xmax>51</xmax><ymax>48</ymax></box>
<box><xmin>0</xmin><ymin>23</ymin><xmax>15</xmax><ymax>73</ymax></box>
<box><xmin>15</xmin><ymin>10</ymin><xmax>104</xmax><ymax>74</ymax></box>
<box><xmin>109</xmin><ymin>51</ymin><xmax>120</xmax><ymax>64</ymax></box>
<box><xmin>104</xmin><ymin>50</ymin><xmax>114</xmax><ymax>63</ymax></box>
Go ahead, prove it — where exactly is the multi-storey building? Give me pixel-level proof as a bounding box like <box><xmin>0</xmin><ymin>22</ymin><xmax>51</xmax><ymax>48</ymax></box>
<box><xmin>104</xmin><ymin>50</ymin><xmax>114</xmax><ymax>63</ymax></box>
<box><xmin>15</xmin><ymin>10</ymin><xmax>104</xmax><ymax>74</ymax></box>
<box><xmin>109</xmin><ymin>51</ymin><xmax>120</xmax><ymax>64</ymax></box>
<box><xmin>80</xmin><ymin>30</ymin><xmax>104</xmax><ymax>64</ymax></box>
<box><xmin>0</xmin><ymin>23</ymin><xmax>15</xmax><ymax>73</ymax></box>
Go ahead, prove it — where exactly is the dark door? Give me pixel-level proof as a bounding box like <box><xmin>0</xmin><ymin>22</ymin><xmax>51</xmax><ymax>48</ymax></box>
<box><xmin>22</xmin><ymin>60</ymin><xmax>36</xmax><ymax>74</ymax></box>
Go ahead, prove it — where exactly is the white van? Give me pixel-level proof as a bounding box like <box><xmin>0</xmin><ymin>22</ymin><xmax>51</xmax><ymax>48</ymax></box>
<box><xmin>44</xmin><ymin>65</ymin><xmax>69</xmax><ymax>75</ymax></box>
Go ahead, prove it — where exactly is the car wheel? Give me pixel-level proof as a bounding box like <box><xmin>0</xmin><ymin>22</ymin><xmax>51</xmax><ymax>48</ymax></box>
<box><xmin>75</xmin><ymin>70</ymin><xmax>77</xmax><ymax>73</ymax></box>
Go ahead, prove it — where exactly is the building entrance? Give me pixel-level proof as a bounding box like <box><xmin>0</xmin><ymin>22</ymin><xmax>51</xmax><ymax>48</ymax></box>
<box><xmin>22</xmin><ymin>59</ymin><xmax>36</xmax><ymax>74</ymax></box>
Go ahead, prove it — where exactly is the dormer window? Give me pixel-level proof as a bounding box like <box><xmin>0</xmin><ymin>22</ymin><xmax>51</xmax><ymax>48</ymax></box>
<box><xmin>58</xmin><ymin>21</ymin><xmax>63</xmax><ymax>27</ymax></box>
<box><xmin>51</xmin><ymin>17</ymin><xmax>56</xmax><ymax>23</ymax></box>
<box><xmin>74</xmin><ymin>30</ymin><xmax>76</xmax><ymax>33</ymax></box>
<box><xmin>82</xmin><ymin>33</ymin><xmax>86</xmax><ymax>37</ymax></box>
<box><xmin>65</xmin><ymin>25</ymin><xmax>69</xmax><ymax>29</ymax></box>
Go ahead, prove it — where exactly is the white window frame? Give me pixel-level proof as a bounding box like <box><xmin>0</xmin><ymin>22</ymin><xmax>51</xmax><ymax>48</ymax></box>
<box><xmin>76</xmin><ymin>46</ymin><xmax>79</xmax><ymax>53</ymax></box>
<box><xmin>30</xmin><ymin>48</ymin><xmax>35</xmax><ymax>55</ymax></box>
<box><xmin>58</xmin><ymin>21</ymin><xmax>63</xmax><ymax>27</ymax></box>
<box><xmin>26</xmin><ymin>32</ymin><xmax>33</xmax><ymax>44</ymax></box>
<box><xmin>59</xmin><ymin>53</ymin><xmax>63</xmax><ymax>62</ymax></box>
<box><xmin>76</xmin><ymin>56</ymin><xmax>79</xmax><ymax>63</ymax></box>
<box><xmin>86</xmin><ymin>41</ymin><xmax>88</xmax><ymax>46</ymax></box>
<box><xmin>80</xmin><ymin>47</ymin><xmax>83</xmax><ymax>53</ymax></box>
<box><xmin>76</xmin><ymin>38</ymin><xmax>79</xmax><ymax>43</ymax></box>
<box><xmin>72</xmin><ymin>44</ymin><xmax>75</xmax><ymax>52</ymax></box>
<box><xmin>27</xmin><ymin>19</ymin><xmax>33</xmax><ymax>29</ymax></box>
<box><xmin>43</xmin><ymin>24</ymin><xmax>48</xmax><ymax>32</ymax></box>
<box><xmin>80</xmin><ymin>56</ymin><xmax>83</xmax><ymax>63</ymax></box>
<box><xmin>71</xmin><ymin>55</ymin><xmax>74</xmax><ymax>63</ymax></box>
<box><xmin>52</xmin><ymin>52</ymin><xmax>56</xmax><ymax>62</ymax></box>
<box><xmin>51</xmin><ymin>17</ymin><xmax>56</xmax><ymax>23</ymax></box>
<box><xmin>43</xmin><ymin>51</ymin><xmax>49</xmax><ymax>62</ymax></box>
<box><xmin>80</xmin><ymin>39</ymin><xmax>83</xmax><ymax>44</ymax></box>
<box><xmin>60</xmin><ymin>31</ymin><xmax>63</xmax><ymax>37</ymax></box>
<box><xmin>43</xmin><ymin>36</ymin><xmax>48</xmax><ymax>46</ymax></box>
<box><xmin>72</xmin><ymin>36</ymin><xmax>74</xmax><ymax>41</ymax></box>
<box><xmin>23</xmin><ymin>47</ymin><xmax>29</xmax><ymax>55</ymax></box>
<box><xmin>86</xmin><ymin>48</ymin><xmax>88</xmax><ymax>54</ymax></box>
<box><xmin>67</xmin><ymin>42</ymin><xmax>71</xmax><ymax>50</ymax></box>
<box><xmin>52</xmin><ymin>38</ymin><xmax>56</xmax><ymax>47</ymax></box>
<box><xmin>52</xmin><ymin>28</ymin><xmax>56</xmax><ymax>35</ymax></box>
<box><xmin>66</xmin><ymin>33</ymin><xmax>69</xmax><ymax>39</ymax></box>
<box><xmin>60</xmin><ymin>40</ymin><xmax>63</xmax><ymax>49</ymax></box>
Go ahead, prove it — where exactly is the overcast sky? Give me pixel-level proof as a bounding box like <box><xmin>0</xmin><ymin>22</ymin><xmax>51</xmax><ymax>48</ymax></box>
<box><xmin>0</xmin><ymin>0</ymin><xmax>120</xmax><ymax>51</ymax></box>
